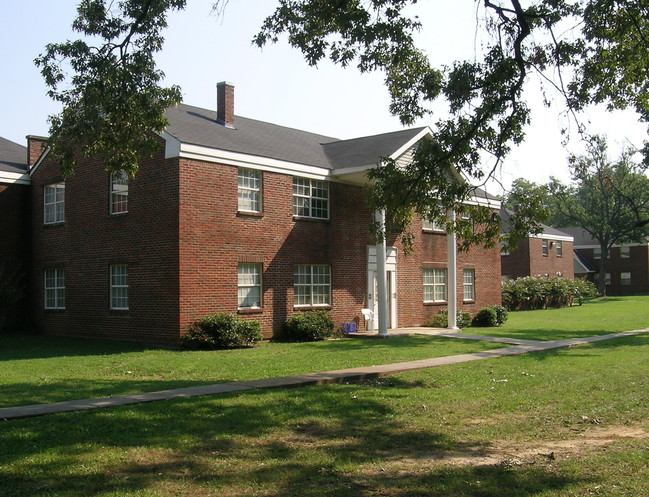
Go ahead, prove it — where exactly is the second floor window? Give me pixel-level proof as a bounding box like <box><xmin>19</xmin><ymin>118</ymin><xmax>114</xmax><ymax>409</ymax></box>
<box><xmin>110</xmin><ymin>172</ymin><xmax>129</xmax><ymax>214</ymax></box>
<box><xmin>620</xmin><ymin>246</ymin><xmax>630</xmax><ymax>259</ymax></box>
<box><xmin>556</xmin><ymin>240</ymin><xmax>563</xmax><ymax>258</ymax></box>
<box><xmin>293</xmin><ymin>177</ymin><xmax>329</xmax><ymax>219</ymax></box>
<box><xmin>541</xmin><ymin>239</ymin><xmax>549</xmax><ymax>256</ymax></box>
<box><xmin>422</xmin><ymin>218</ymin><xmax>445</xmax><ymax>231</ymax></box>
<box><xmin>238</xmin><ymin>168</ymin><xmax>262</xmax><ymax>213</ymax></box>
<box><xmin>44</xmin><ymin>183</ymin><xmax>65</xmax><ymax>224</ymax></box>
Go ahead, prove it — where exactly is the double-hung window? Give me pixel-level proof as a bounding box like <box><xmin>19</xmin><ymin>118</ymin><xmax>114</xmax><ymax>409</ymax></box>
<box><xmin>423</xmin><ymin>268</ymin><xmax>447</xmax><ymax>303</ymax></box>
<box><xmin>292</xmin><ymin>177</ymin><xmax>329</xmax><ymax>219</ymax></box>
<box><xmin>621</xmin><ymin>272</ymin><xmax>631</xmax><ymax>285</ymax></box>
<box><xmin>110</xmin><ymin>265</ymin><xmax>129</xmax><ymax>310</ymax></box>
<box><xmin>44</xmin><ymin>183</ymin><xmax>65</xmax><ymax>224</ymax></box>
<box><xmin>238</xmin><ymin>263</ymin><xmax>262</xmax><ymax>308</ymax></box>
<box><xmin>541</xmin><ymin>239</ymin><xmax>549</xmax><ymax>256</ymax></box>
<box><xmin>44</xmin><ymin>268</ymin><xmax>65</xmax><ymax>309</ymax></box>
<box><xmin>620</xmin><ymin>246</ymin><xmax>630</xmax><ymax>259</ymax></box>
<box><xmin>110</xmin><ymin>172</ymin><xmax>129</xmax><ymax>214</ymax></box>
<box><xmin>294</xmin><ymin>265</ymin><xmax>331</xmax><ymax>306</ymax></box>
<box><xmin>422</xmin><ymin>218</ymin><xmax>444</xmax><ymax>232</ymax></box>
<box><xmin>238</xmin><ymin>168</ymin><xmax>262</xmax><ymax>213</ymax></box>
<box><xmin>556</xmin><ymin>240</ymin><xmax>563</xmax><ymax>257</ymax></box>
<box><xmin>463</xmin><ymin>269</ymin><xmax>475</xmax><ymax>301</ymax></box>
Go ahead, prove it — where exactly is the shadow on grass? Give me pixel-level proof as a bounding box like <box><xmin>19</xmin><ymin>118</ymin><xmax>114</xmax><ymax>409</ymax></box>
<box><xmin>0</xmin><ymin>381</ymin><xmax>591</xmax><ymax>497</ymax></box>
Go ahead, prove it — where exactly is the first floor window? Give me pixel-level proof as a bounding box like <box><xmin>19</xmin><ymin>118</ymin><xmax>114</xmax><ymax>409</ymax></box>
<box><xmin>110</xmin><ymin>264</ymin><xmax>129</xmax><ymax>310</ymax></box>
<box><xmin>293</xmin><ymin>177</ymin><xmax>329</xmax><ymax>219</ymax></box>
<box><xmin>44</xmin><ymin>183</ymin><xmax>65</xmax><ymax>224</ymax></box>
<box><xmin>294</xmin><ymin>265</ymin><xmax>331</xmax><ymax>306</ymax></box>
<box><xmin>621</xmin><ymin>272</ymin><xmax>632</xmax><ymax>285</ymax></box>
<box><xmin>238</xmin><ymin>168</ymin><xmax>262</xmax><ymax>213</ymax></box>
<box><xmin>423</xmin><ymin>268</ymin><xmax>447</xmax><ymax>302</ymax></box>
<box><xmin>44</xmin><ymin>268</ymin><xmax>65</xmax><ymax>309</ymax></box>
<box><xmin>110</xmin><ymin>171</ymin><xmax>129</xmax><ymax>214</ymax></box>
<box><xmin>238</xmin><ymin>263</ymin><xmax>262</xmax><ymax>308</ymax></box>
<box><xmin>463</xmin><ymin>269</ymin><xmax>475</xmax><ymax>301</ymax></box>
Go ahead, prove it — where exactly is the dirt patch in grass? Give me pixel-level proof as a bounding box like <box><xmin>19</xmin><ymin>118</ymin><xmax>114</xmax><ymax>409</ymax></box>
<box><xmin>403</xmin><ymin>425</ymin><xmax>648</xmax><ymax>468</ymax></box>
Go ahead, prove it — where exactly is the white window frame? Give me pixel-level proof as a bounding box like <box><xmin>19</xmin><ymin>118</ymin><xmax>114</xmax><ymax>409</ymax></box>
<box><xmin>294</xmin><ymin>264</ymin><xmax>331</xmax><ymax>306</ymax></box>
<box><xmin>621</xmin><ymin>272</ymin><xmax>631</xmax><ymax>285</ymax></box>
<box><xmin>423</xmin><ymin>268</ymin><xmax>447</xmax><ymax>303</ymax></box>
<box><xmin>44</xmin><ymin>268</ymin><xmax>65</xmax><ymax>309</ymax></box>
<box><xmin>541</xmin><ymin>239</ymin><xmax>549</xmax><ymax>256</ymax></box>
<box><xmin>422</xmin><ymin>218</ymin><xmax>445</xmax><ymax>232</ymax></box>
<box><xmin>110</xmin><ymin>172</ymin><xmax>129</xmax><ymax>214</ymax></box>
<box><xmin>110</xmin><ymin>264</ymin><xmax>129</xmax><ymax>310</ymax></box>
<box><xmin>463</xmin><ymin>269</ymin><xmax>475</xmax><ymax>301</ymax></box>
<box><xmin>292</xmin><ymin>177</ymin><xmax>329</xmax><ymax>219</ymax></box>
<box><xmin>593</xmin><ymin>247</ymin><xmax>601</xmax><ymax>259</ymax></box>
<box><xmin>237</xmin><ymin>168</ymin><xmax>262</xmax><ymax>213</ymax></box>
<box><xmin>556</xmin><ymin>240</ymin><xmax>563</xmax><ymax>258</ymax></box>
<box><xmin>238</xmin><ymin>263</ymin><xmax>262</xmax><ymax>308</ymax></box>
<box><xmin>44</xmin><ymin>183</ymin><xmax>65</xmax><ymax>224</ymax></box>
<box><xmin>620</xmin><ymin>246</ymin><xmax>630</xmax><ymax>259</ymax></box>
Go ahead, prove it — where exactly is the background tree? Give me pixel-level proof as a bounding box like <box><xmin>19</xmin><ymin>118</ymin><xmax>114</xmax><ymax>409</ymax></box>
<box><xmin>548</xmin><ymin>135</ymin><xmax>649</xmax><ymax>295</ymax></box>
<box><xmin>37</xmin><ymin>0</ymin><xmax>649</xmax><ymax>247</ymax></box>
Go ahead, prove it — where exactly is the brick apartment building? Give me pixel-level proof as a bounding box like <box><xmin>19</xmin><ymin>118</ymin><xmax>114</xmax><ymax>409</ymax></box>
<box><xmin>559</xmin><ymin>227</ymin><xmax>649</xmax><ymax>295</ymax></box>
<box><xmin>500</xmin><ymin>207</ymin><xmax>574</xmax><ymax>280</ymax></box>
<box><xmin>11</xmin><ymin>82</ymin><xmax>503</xmax><ymax>345</ymax></box>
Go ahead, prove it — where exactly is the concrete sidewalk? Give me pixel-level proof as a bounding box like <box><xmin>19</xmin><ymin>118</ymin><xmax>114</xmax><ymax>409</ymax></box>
<box><xmin>1</xmin><ymin>328</ymin><xmax>646</xmax><ymax>421</ymax></box>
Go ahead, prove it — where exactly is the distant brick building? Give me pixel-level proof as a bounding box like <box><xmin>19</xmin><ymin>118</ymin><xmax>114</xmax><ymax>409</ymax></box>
<box><xmin>14</xmin><ymin>82</ymin><xmax>503</xmax><ymax>345</ymax></box>
<box><xmin>559</xmin><ymin>227</ymin><xmax>649</xmax><ymax>295</ymax></box>
<box><xmin>500</xmin><ymin>208</ymin><xmax>574</xmax><ymax>281</ymax></box>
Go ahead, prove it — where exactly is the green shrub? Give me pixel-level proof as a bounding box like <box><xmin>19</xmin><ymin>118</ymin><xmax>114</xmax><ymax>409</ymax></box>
<box><xmin>182</xmin><ymin>313</ymin><xmax>262</xmax><ymax>350</ymax></box>
<box><xmin>425</xmin><ymin>309</ymin><xmax>472</xmax><ymax>329</ymax></box>
<box><xmin>472</xmin><ymin>307</ymin><xmax>498</xmax><ymax>327</ymax></box>
<box><xmin>0</xmin><ymin>264</ymin><xmax>24</xmax><ymax>333</ymax></box>
<box><xmin>490</xmin><ymin>305</ymin><xmax>508</xmax><ymax>325</ymax></box>
<box><xmin>285</xmin><ymin>310</ymin><xmax>334</xmax><ymax>341</ymax></box>
<box><xmin>502</xmin><ymin>276</ymin><xmax>598</xmax><ymax>311</ymax></box>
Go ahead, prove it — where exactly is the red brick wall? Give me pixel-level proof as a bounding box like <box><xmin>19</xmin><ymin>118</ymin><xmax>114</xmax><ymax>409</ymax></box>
<box><xmin>578</xmin><ymin>246</ymin><xmax>649</xmax><ymax>295</ymax></box>
<box><xmin>29</xmin><ymin>145</ymin><xmax>181</xmax><ymax>345</ymax></box>
<box><xmin>502</xmin><ymin>238</ymin><xmax>574</xmax><ymax>280</ymax></box>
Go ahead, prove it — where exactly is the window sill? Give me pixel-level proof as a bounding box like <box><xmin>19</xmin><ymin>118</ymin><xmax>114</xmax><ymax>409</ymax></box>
<box><xmin>292</xmin><ymin>216</ymin><xmax>330</xmax><ymax>222</ymax></box>
<box><xmin>238</xmin><ymin>307</ymin><xmax>263</xmax><ymax>314</ymax></box>
<box><xmin>293</xmin><ymin>305</ymin><xmax>332</xmax><ymax>311</ymax></box>
<box><xmin>43</xmin><ymin>222</ymin><xmax>65</xmax><ymax>228</ymax></box>
<box><xmin>422</xmin><ymin>229</ymin><xmax>446</xmax><ymax>234</ymax></box>
<box><xmin>463</xmin><ymin>299</ymin><xmax>476</xmax><ymax>304</ymax></box>
<box><xmin>237</xmin><ymin>210</ymin><xmax>263</xmax><ymax>218</ymax></box>
<box><xmin>110</xmin><ymin>211</ymin><xmax>128</xmax><ymax>216</ymax></box>
<box><xmin>424</xmin><ymin>301</ymin><xmax>447</xmax><ymax>306</ymax></box>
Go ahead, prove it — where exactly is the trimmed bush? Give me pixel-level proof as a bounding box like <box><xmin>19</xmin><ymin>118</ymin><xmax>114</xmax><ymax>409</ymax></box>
<box><xmin>182</xmin><ymin>313</ymin><xmax>262</xmax><ymax>350</ymax></box>
<box><xmin>472</xmin><ymin>307</ymin><xmax>498</xmax><ymax>327</ymax></box>
<box><xmin>490</xmin><ymin>305</ymin><xmax>509</xmax><ymax>325</ymax></box>
<box><xmin>285</xmin><ymin>310</ymin><xmax>334</xmax><ymax>341</ymax></box>
<box><xmin>425</xmin><ymin>309</ymin><xmax>472</xmax><ymax>329</ymax></box>
<box><xmin>502</xmin><ymin>276</ymin><xmax>598</xmax><ymax>311</ymax></box>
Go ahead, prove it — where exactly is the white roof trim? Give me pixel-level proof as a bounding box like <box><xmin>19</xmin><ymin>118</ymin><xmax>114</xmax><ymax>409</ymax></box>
<box><xmin>28</xmin><ymin>147</ymin><xmax>50</xmax><ymax>176</ymax></box>
<box><xmin>388</xmin><ymin>127</ymin><xmax>433</xmax><ymax>160</ymax></box>
<box><xmin>574</xmin><ymin>242</ymin><xmax>649</xmax><ymax>249</ymax></box>
<box><xmin>0</xmin><ymin>170</ymin><xmax>30</xmax><ymax>185</ymax></box>
<box><xmin>175</xmin><ymin>142</ymin><xmax>331</xmax><ymax>181</ymax></box>
<box><xmin>531</xmin><ymin>233</ymin><xmax>574</xmax><ymax>242</ymax></box>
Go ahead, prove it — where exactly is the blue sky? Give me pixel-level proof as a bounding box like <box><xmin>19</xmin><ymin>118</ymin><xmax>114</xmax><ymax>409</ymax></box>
<box><xmin>1</xmin><ymin>0</ymin><xmax>645</xmax><ymax>191</ymax></box>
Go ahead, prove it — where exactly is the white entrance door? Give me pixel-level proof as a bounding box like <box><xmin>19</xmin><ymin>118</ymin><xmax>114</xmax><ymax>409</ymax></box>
<box><xmin>366</xmin><ymin>246</ymin><xmax>397</xmax><ymax>331</ymax></box>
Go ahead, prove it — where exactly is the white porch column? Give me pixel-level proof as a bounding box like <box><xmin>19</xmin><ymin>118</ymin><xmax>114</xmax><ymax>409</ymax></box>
<box><xmin>375</xmin><ymin>210</ymin><xmax>390</xmax><ymax>337</ymax></box>
<box><xmin>447</xmin><ymin>209</ymin><xmax>459</xmax><ymax>330</ymax></box>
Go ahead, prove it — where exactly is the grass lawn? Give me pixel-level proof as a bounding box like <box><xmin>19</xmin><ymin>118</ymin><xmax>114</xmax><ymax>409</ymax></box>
<box><xmin>0</xmin><ymin>332</ymin><xmax>647</xmax><ymax>496</ymax></box>
<box><xmin>463</xmin><ymin>295</ymin><xmax>649</xmax><ymax>341</ymax></box>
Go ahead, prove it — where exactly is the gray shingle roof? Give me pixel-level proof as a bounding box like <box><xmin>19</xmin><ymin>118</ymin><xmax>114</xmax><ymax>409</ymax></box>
<box><xmin>0</xmin><ymin>137</ymin><xmax>27</xmax><ymax>174</ymax></box>
<box><xmin>501</xmin><ymin>207</ymin><xmax>573</xmax><ymax>238</ymax></box>
<box><xmin>556</xmin><ymin>227</ymin><xmax>596</xmax><ymax>245</ymax></box>
<box><xmin>164</xmin><ymin>103</ymin><xmax>428</xmax><ymax>170</ymax></box>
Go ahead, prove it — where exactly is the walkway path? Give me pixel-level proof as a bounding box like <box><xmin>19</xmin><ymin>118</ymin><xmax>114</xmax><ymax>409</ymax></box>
<box><xmin>1</xmin><ymin>328</ymin><xmax>646</xmax><ymax>421</ymax></box>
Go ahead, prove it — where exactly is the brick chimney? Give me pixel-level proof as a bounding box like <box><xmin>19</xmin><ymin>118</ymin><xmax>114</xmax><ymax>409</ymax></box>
<box><xmin>216</xmin><ymin>81</ymin><xmax>235</xmax><ymax>128</ymax></box>
<box><xmin>27</xmin><ymin>135</ymin><xmax>48</xmax><ymax>168</ymax></box>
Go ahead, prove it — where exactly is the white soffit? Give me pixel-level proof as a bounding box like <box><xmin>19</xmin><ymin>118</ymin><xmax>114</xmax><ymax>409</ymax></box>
<box><xmin>0</xmin><ymin>171</ymin><xmax>30</xmax><ymax>185</ymax></box>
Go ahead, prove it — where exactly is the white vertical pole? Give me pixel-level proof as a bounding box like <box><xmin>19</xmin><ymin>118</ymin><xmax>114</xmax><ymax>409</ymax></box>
<box><xmin>447</xmin><ymin>209</ymin><xmax>458</xmax><ymax>330</ymax></box>
<box><xmin>375</xmin><ymin>210</ymin><xmax>390</xmax><ymax>337</ymax></box>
